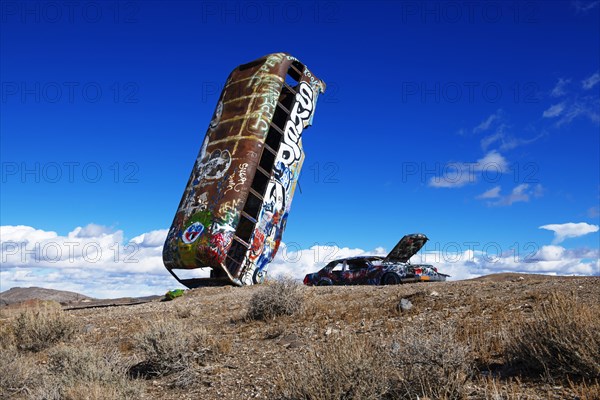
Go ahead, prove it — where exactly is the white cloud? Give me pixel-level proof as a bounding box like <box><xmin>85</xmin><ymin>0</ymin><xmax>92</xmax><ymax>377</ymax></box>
<box><xmin>73</xmin><ymin>224</ymin><xmax>113</xmax><ymax>238</ymax></box>
<box><xmin>1</xmin><ymin>225</ymin><xmax>599</xmax><ymax>297</ymax></box>
<box><xmin>479</xmin><ymin>184</ymin><xmax>544</xmax><ymax>206</ymax></box>
<box><xmin>271</xmin><ymin>242</ymin><xmax>599</xmax><ymax>282</ymax></box>
<box><xmin>473</xmin><ymin>110</ymin><xmax>502</xmax><ymax>133</ymax></box>
<box><xmin>130</xmin><ymin>229</ymin><xmax>169</xmax><ymax>247</ymax></box>
<box><xmin>480</xmin><ymin>128</ymin><xmax>505</xmax><ymax>151</ymax></box>
<box><xmin>556</xmin><ymin>96</ymin><xmax>600</xmax><ymax>126</ymax></box>
<box><xmin>539</xmin><ymin>222</ymin><xmax>599</xmax><ymax>244</ymax></box>
<box><xmin>428</xmin><ymin>171</ymin><xmax>476</xmax><ymax>188</ymax></box>
<box><xmin>582</xmin><ymin>71</ymin><xmax>600</xmax><ymax>90</ymax></box>
<box><xmin>502</xmin><ymin>183</ymin><xmax>533</xmax><ymax>205</ymax></box>
<box><xmin>268</xmin><ymin>244</ymin><xmax>387</xmax><ymax>280</ymax></box>
<box><xmin>428</xmin><ymin>151</ymin><xmax>508</xmax><ymax>189</ymax></box>
<box><xmin>476</xmin><ymin>186</ymin><xmax>501</xmax><ymax>199</ymax></box>
<box><xmin>476</xmin><ymin>150</ymin><xmax>508</xmax><ymax>173</ymax></box>
<box><xmin>551</xmin><ymin>78</ymin><xmax>571</xmax><ymax>97</ymax></box>
<box><xmin>408</xmin><ymin>244</ymin><xmax>598</xmax><ymax>279</ymax></box>
<box><xmin>0</xmin><ymin>224</ymin><xmax>175</xmax><ymax>298</ymax></box>
<box><xmin>544</xmin><ymin>74</ymin><xmax>600</xmax><ymax>125</ymax></box>
<box><xmin>543</xmin><ymin>103</ymin><xmax>565</xmax><ymax>118</ymax></box>
<box><xmin>574</xmin><ymin>0</ymin><xmax>600</xmax><ymax>14</ymax></box>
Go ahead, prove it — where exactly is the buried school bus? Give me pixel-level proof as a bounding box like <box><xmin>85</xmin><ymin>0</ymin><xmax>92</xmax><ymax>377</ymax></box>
<box><xmin>163</xmin><ymin>53</ymin><xmax>326</xmax><ymax>287</ymax></box>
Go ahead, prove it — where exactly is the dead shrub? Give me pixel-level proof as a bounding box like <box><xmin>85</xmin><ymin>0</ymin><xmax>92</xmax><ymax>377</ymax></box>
<box><xmin>274</xmin><ymin>335</ymin><xmax>393</xmax><ymax>400</ymax></box>
<box><xmin>0</xmin><ymin>348</ymin><xmax>40</xmax><ymax>398</ymax></box>
<box><xmin>12</xmin><ymin>309</ymin><xmax>79</xmax><ymax>352</ymax></box>
<box><xmin>23</xmin><ymin>344</ymin><xmax>143</xmax><ymax>400</ymax></box>
<box><xmin>52</xmin><ymin>345</ymin><xmax>142</xmax><ymax>399</ymax></box>
<box><xmin>504</xmin><ymin>293</ymin><xmax>600</xmax><ymax>381</ymax></box>
<box><xmin>0</xmin><ymin>321</ymin><xmax>15</xmax><ymax>350</ymax></box>
<box><xmin>247</xmin><ymin>278</ymin><xmax>303</xmax><ymax>321</ymax></box>
<box><xmin>390</xmin><ymin>323</ymin><xmax>474</xmax><ymax>400</ymax></box>
<box><xmin>132</xmin><ymin>319</ymin><xmax>210</xmax><ymax>388</ymax></box>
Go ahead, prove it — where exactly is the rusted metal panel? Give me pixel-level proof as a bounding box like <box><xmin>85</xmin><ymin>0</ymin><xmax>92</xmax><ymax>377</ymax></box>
<box><xmin>163</xmin><ymin>53</ymin><xmax>325</xmax><ymax>287</ymax></box>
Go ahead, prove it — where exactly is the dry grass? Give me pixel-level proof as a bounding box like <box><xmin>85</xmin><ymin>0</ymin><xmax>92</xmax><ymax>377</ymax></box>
<box><xmin>504</xmin><ymin>293</ymin><xmax>600</xmax><ymax>381</ymax></box>
<box><xmin>0</xmin><ymin>348</ymin><xmax>40</xmax><ymax>398</ymax></box>
<box><xmin>274</xmin><ymin>335</ymin><xmax>393</xmax><ymax>400</ymax></box>
<box><xmin>246</xmin><ymin>278</ymin><xmax>303</xmax><ymax>321</ymax></box>
<box><xmin>274</xmin><ymin>323</ymin><xmax>473</xmax><ymax>400</ymax></box>
<box><xmin>569</xmin><ymin>378</ymin><xmax>600</xmax><ymax>400</ymax></box>
<box><xmin>1</xmin><ymin>275</ymin><xmax>597</xmax><ymax>399</ymax></box>
<box><xmin>0</xmin><ymin>344</ymin><xmax>142</xmax><ymax>400</ymax></box>
<box><xmin>132</xmin><ymin>319</ymin><xmax>211</xmax><ymax>388</ymax></box>
<box><xmin>476</xmin><ymin>376</ymin><xmax>528</xmax><ymax>400</ymax></box>
<box><xmin>36</xmin><ymin>344</ymin><xmax>143</xmax><ymax>400</ymax></box>
<box><xmin>390</xmin><ymin>323</ymin><xmax>473</xmax><ymax>400</ymax></box>
<box><xmin>11</xmin><ymin>309</ymin><xmax>79</xmax><ymax>352</ymax></box>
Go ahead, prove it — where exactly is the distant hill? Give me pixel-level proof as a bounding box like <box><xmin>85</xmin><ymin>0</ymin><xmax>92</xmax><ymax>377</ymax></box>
<box><xmin>0</xmin><ymin>287</ymin><xmax>93</xmax><ymax>306</ymax></box>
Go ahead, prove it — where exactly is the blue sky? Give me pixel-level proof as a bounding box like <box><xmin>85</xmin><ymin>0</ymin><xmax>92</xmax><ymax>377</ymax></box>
<box><xmin>1</xmin><ymin>1</ymin><xmax>599</xmax><ymax>297</ymax></box>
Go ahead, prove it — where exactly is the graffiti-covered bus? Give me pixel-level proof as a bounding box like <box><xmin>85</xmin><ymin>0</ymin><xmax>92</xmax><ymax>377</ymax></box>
<box><xmin>163</xmin><ymin>53</ymin><xmax>326</xmax><ymax>287</ymax></box>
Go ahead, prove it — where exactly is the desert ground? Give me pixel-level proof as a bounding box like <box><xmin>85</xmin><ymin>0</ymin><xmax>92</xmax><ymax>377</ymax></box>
<box><xmin>1</xmin><ymin>273</ymin><xmax>599</xmax><ymax>400</ymax></box>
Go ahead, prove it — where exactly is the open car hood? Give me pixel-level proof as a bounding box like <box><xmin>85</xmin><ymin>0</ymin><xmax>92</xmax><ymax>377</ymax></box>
<box><xmin>383</xmin><ymin>233</ymin><xmax>429</xmax><ymax>263</ymax></box>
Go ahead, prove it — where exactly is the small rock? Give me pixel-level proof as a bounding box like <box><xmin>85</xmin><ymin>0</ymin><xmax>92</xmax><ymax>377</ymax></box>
<box><xmin>325</xmin><ymin>327</ymin><xmax>339</xmax><ymax>336</ymax></box>
<box><xmin>397</xmin><ymin>298</ymin><xmax>413</xmax><ymax>312</ymax></box>
<box><xmin>430</xmin><ymin>291</ymin><xmax>440</xmax><ymax>297</ymax></box>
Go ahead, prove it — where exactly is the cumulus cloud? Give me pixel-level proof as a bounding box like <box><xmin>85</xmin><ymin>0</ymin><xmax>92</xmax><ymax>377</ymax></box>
<box><xmin>477</xmin><ymin>150</ymin><xmax>508</xmax><ymax>173</ymax></box>
<box><xmin>269</xmin><ymin>242</ymin><xmax>599</xmax><ymax>282</ymax></box>
<box><xmin>268</xmin><ymin>244</ymin><xmax>387</xmax><ymax>280</ymax></box>
<box><xmin>0</xmin><ymin>224</ymin><xmax>173</xmax><ymax>298</ymax></box>
<box><xmin>431</xmin><ymin>242</ymin><xmax>597</xmax><ymax>277</ymax></box>
<box><xmin>73</xmin><ymin>224</ymin><xmax>113</xmax><ymax>238</ymax></box>
<box><xmin>2</xmin><ymin>224</ymin><xmax>598</xmax><ymax>297</ymax></box>
<box><xmin>539</xmin><ymin>222</ymin><xmax>599</xmax><ymax>244</ymax></box>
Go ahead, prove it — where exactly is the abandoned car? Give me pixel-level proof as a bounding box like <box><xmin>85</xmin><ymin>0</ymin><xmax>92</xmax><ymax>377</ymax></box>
<box><xmin>303</xmin><ymin>234</ymin><xmax>449</xmax><ymax>286</ymax></box>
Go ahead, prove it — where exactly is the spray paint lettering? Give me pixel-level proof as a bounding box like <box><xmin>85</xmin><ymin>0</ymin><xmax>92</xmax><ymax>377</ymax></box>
<box><xmin>278</xmin><ymin>81</ymin><xmax>314</xmax><ymax>167</ymax></box>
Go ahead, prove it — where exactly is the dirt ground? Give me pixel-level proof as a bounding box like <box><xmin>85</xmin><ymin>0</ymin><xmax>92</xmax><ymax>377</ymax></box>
<box><xmin>1</xmin><ymin>273</ymin><xmax>599</xmax><ymax>399</ymax></box>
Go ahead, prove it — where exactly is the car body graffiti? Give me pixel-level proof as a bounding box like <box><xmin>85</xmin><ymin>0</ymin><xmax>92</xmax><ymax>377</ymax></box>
<box><xmin>303</xmin><ymin>234</ymin><xmax>450</xmax><ymax>286</ymax></box>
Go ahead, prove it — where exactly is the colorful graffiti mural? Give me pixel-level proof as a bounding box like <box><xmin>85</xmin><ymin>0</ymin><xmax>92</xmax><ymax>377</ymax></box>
<box><xmin>163</xmin><ymin>53</ymin><xmax>326</xmax><ymax>287</ymax></box>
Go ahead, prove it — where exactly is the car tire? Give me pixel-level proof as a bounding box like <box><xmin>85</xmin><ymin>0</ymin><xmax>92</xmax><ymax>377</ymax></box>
<box><xmin>382</xmin><ymin>273</ymin><xmax>400</xmax><ymax>285</ymax></box>
<box><xmin>317</xmin><ymin>280</ymin><xmax>332</xmax><ymax>286</ymax></box>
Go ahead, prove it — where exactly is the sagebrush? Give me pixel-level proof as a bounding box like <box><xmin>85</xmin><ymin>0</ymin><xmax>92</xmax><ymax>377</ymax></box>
<box><xmin>247</xmin><ymin>278</ymin><xmax>303</xmax><ymax>320</ymax></box>
<box><xmin>504</xmin><ymin>293</ymin><xmax>600</xmax><ymax>381</ymax></box>
<box><xmin>133</xmin><ymin>319</ymin><xmax>210</xmax><ymax>388</ymax></box>
<box><xmin>12</xmin><ymin>309</ymin><xmax>79</xmax><ymax>352</ymax></box>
